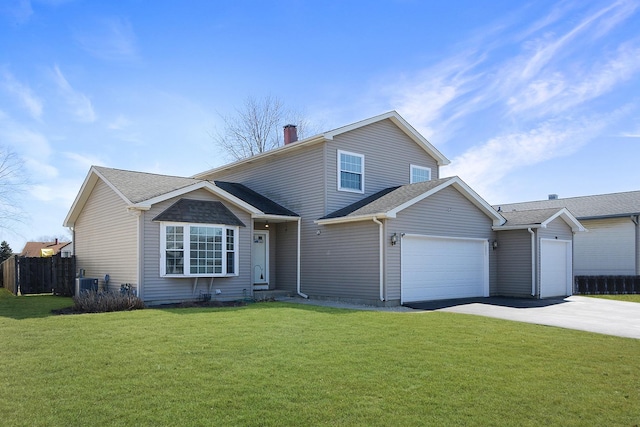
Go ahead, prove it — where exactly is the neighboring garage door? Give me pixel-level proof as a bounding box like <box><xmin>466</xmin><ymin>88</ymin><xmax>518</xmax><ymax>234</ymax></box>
<box><xmin>401</xmin><ymin>235</ymin><xmax>489</xmax><ymax>303</ymax></box>
<box><xmin>540</xmin><ymin>239</ymin><xmax>572</xmax><ymax>298</ymax></box>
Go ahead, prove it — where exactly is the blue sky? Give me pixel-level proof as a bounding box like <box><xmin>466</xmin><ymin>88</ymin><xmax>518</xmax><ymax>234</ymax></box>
<box><xmin>1</xmin><ymin>0</ymin><xmax>639</xmax><ymax>253</ymax></box>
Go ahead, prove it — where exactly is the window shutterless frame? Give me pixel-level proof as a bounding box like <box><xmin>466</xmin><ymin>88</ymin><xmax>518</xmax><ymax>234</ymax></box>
<box><xmin>410</xmin><ymin>164</ymin><xmax>432</xmax><ymax>183</ymax></box>
<box><xmin>337</xmin><ymin>149</ymin><xmax>364</xmax><ymax>193</ymax></box>
<box><xmin>160</xmin><ymin>222</ymin><xmax>239</xmax><ymax>277</ymax></box>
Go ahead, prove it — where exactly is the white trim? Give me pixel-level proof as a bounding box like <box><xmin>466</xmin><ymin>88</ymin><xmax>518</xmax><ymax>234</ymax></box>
<box><xmin>159</xmin><ymin>222</ymin><xmax>239</xmax><ymax>278</ymax></box>
<box><xmin>539</xmin><ymin>238</ymin><xmax>573</xmax><ymax>298</ymax></box>
<box><xmin>296</xmin><ymin>218</ymin><xmax>307</xmax><ymax>298</ymax></box>
<box><xmin>400</xmin><ymin>234</ymin><xmax>489</xmax><ymax>304</ymax></box>
<box><xmin>133</xmin><ymin>181</ymin><xmax>261</xmax><ymax>214</ymax></box>
<box><xmin>316</xmin><ymin>176</ymin><xmax>505</xmax><ymax>226</ymax></box>
<box><xmin>192</xmin><ymin>111</ymin><xmax>451</xmax><ymax>179</ymax></box>
<box><xmin>324</xmin><ymin>111</ymin><xmax>450</xmax><ymax>166</ymax></box>
<box><xmin>252</xmin><ymin>230</ymin><xmax>269</xmax><ymax>289</ymax></box>
<box><xmin>388</xmin><ymin>177</ymin><xmax>505</xmax><ymax>226</ymax></box>
<box><xmin>410</xmin><ymin>164</ymin><xmax>432</xmax><ymax>183</ymax></box>
<box><xmin>315</xmin><ymin>213</ymin><xmax>391</xmax><ymax>226</ymax></box>
<box><xmin>337</xmin><ymin>149</ymin><xmax>364</xmax><ymax>193</ymax></box>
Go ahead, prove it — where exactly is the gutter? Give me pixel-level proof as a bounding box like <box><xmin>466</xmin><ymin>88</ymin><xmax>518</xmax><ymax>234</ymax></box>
<box><xmin>372</xmin><ymin>217</ymin><xmax>385</xmax><ymax>302</ymax></box>
<box><xmin>296</xmin><ymin>218</ymin><xmax>307</xmax><ymax>298</ymax></box>
<box><xmin>528</xmin><ymin>228</ymin><xmax>536</xmax><ymax>297</ymax></box>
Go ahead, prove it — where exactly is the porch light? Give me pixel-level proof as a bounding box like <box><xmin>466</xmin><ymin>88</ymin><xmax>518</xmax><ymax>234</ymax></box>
<box><xmin>265</xmin><ymin>220</ymin><xmax>269</xmax><ymax>228</ymax></box>
<box><xmin>390</xmin><ymin>233</ymin><xmax>398</xmax><ymax>246</ymax></box>
<box><xmin>492</xmin><ymin>239</ymin><xmax>498</xmax><ymax>250</ymax></box>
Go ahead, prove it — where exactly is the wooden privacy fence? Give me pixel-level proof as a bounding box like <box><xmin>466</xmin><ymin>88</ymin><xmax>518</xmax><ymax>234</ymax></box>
<box><xmin>1</xmin><ymin>255</ymin><xmax>18</xmax><ymax>294</ymax></box>
<box><xmin>574</xmin><ymin>275</ymin><xmax>640</xmax><ymax>295</ymax></box>
<box><xmin>0</xmin><ymin>255</ymin><xmax>76</xmax><ymax>296</ymax></box>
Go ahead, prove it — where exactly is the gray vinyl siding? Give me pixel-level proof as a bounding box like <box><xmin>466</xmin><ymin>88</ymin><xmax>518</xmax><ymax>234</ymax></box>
<box><xmin>74</xmin><ymin>179</ymin><xmax>138</xmax><ymax>291</ymax></box>
<box><xmin>198</xmin><ymin>120</ymin><xmax>448</xmax><ymax>302</ymax></box>
<box><xmin>275</xmin><ymin>222</ymin><xmax>298</xmax><ymax>292</ymax></box>
<box><xmin>140</xmin><ymin>188</ymin><xmax>252</xmax><ymax>304</ymax></box>
<box><xmin>496</xmin><ymin>230</ymin><xmax>533</xmax><ymax>297</ymax></box>
<box><xmin>326</xmin><ymin>119</ymin><xmax>440</xmax><ymax>214</ymax></box>
<box><xmin>200</xmin><ymin>144</ymin><xmax>325</xmax><ymax>291</ymax></box>
<box><xmin>386</xmin><ymin>186</ymin><xmax>496</xmax><ymax>302</ymax></box>
<box><xmin>306</xmin><ymin>220</ymin><xmax>380</xmax><ymax>300</ymax></box>
<box><xmin>573</xmin><ymin>218</ymin><xmax>636</xmax><ymax>275</ymax></box>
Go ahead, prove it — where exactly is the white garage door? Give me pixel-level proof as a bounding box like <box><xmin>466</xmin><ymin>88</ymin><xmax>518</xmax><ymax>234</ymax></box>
<box><xmin>401</xmin><ymin>235</ymin><xmax>489</xmax><ymax>304</ymax></box>
<box><xmin>540</xmin><ymin>239</ymin><xmax>572</xmax><ymax>298</ymax></box>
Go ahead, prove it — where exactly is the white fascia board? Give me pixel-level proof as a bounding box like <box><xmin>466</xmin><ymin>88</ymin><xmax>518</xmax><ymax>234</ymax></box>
<box><xmin>387</xmin><ymin>176</ymin><xmax>506</xmax><ymax>226</ymax></box>
<box><xmin>324</xmin><ymin>111</ymin><xmax>451</xmax><ymax>166</ymax></box>
<box><xmin>252</xmin><ymin>214</ymin><xmax>300</xmax><ymax>221</ymax></box>
<box><xmin>63</xmin><ymin>167</ymin><xmax>133</xmax><ymax>227</ymax></box>
<box><xmin>315</xmin><ymin>213</ymin><xmax>392</xmax><ymax>226</ymax></box>
<box><xmin>493</xmin><ymin>224</ymin><xmax>543</xmax><ymax>231</ymax></box>
<box><xmin>132</xmin><ymin>181</ymin><xmax>262</xmax><ymax>214</ymax></box>
<box><xmin>542</xmin><ymin>208</ymin><xmax>586</xmax><ymax>232</ymax></box>
<box><xmin>192</xmin><ymin>135</ymin><xmax>326</xmax><ymax>179</ymax></box>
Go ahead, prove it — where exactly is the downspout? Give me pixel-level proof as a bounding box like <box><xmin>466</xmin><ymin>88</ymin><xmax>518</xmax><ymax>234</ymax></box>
<box><xmin>632</xmin><ymin>215</ymin><xmax>639</xmax><ymax>275</ymax></box>
<box><xmin>296</xmin><ymin>218</ymin><xmax>308</xmax><ymax>298</ymax></box>
<box><xmin>372</xmin><ymin>217</ymin><xmax>385</xmax><ymax>302</ymax></box>
<box><xmin>528</xmin><ymin>228</ymin><xmax>536</xmax><ymax>297</ymax></box>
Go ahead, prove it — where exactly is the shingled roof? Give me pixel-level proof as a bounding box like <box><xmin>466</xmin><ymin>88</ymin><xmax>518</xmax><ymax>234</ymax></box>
<box><xmin>214</xmin><ymin>181</ymin><xmax>298</xmax><ymax>216</ymax></box>
<box><xmin>319</xmin><ymin>177</ymin><xmax>504</xmax><ymax>226</ymax></box>
<box><xmin>496</xmin><ymin>190</ymin><xmax>640</xmax><ymax>219</ymax></box>
<box><xmin>94</xmin><ymin>166</ymin><xmax>201</xmax><ymax>204</ymax></box>
<box><xmin>152</xmin><ymin>199</ymin><xmax>245</xmax><ymax>226</ymax></box>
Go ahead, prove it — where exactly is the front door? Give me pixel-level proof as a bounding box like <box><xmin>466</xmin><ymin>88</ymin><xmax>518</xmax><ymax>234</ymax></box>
<box><xmin>252</xmin><ymin>231</ymin><xmax>269</xmax><ymax>290</ymax></box>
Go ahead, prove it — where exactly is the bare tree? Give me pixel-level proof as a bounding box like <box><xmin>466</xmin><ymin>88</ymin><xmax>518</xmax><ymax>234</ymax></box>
<box><xmin>213</xmin><ymin>95</ymin><xmax>319</xmax><ymax>161</ymax></box>
<box><xmin>0</xmin><ymin>146</ymin><xmax>28</xmax><ymax>230</ymax></box>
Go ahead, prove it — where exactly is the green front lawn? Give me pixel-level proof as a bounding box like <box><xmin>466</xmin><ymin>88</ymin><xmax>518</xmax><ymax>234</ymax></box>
<box><xmin>1</xmin><ymin>289</ymin><xmax>639</xmax><ymax>426</ymax></box>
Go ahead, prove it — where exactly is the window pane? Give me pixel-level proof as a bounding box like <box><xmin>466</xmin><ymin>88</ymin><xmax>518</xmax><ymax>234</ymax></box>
<box><xmin>166</xmin><ymin>250</ymin><xmax>184</xmax><ymax>274</ymax></box>
<box><xmin>340</xmin><ymin>153</ymin><xmax>363</xmax><ymax>191</ymax></box>
<box><xmin>189</xmin><ymin>225</ymin><xmax>222</xmax><ymax>275</ymax></box>
<box><xmin>411</xmin><ymin>166</ymin><xmax>431</xmax><ymax>183</ymax></box>
<box><xmin>227</xmin><ymin>252</ymin><xmax>235</xmax><ymax>274</ymax></box>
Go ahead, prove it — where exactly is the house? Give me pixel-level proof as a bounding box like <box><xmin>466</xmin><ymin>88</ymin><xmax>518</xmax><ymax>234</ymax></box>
<box><xmin>497</xmin><ymin>191</ymin><xmax>640</xmax><ymax>276</ymax></box>
<box><xmin>20</xmin><ymin>239</ymin><xmax>73</xmax><ymax>258</ymax></box>
<box><xmin>64</xmin><ymin>111</ymin><xmax>583</xmax><ymax>305</ymax></box>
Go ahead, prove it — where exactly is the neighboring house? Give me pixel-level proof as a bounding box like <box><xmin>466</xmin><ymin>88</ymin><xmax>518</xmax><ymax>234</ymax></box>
<box><xmin>497</xmin><ymin>191</ymin><xmax>640</xmax><ymax>276</ymax></box>
<box><xmin>20</xmin><ymin>239</ymin><xmax>73</xmax><ymax>257</ymax></box>
<box><xmin>64</xmin><ymin>111</ymin><xmax>583</xmax><ymax>305</ymax></box>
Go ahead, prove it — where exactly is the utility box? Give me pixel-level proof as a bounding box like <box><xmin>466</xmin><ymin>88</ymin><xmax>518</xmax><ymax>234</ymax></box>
<box><xmin>75</xmin><ymin>278</ymin><xmax>98</xmax><ymax>295</ymax></box>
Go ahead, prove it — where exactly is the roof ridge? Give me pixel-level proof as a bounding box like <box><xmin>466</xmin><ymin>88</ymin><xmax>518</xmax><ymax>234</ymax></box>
<box><xmin>94</xmin><ymin>165</ymin><xmax>201</xmax><ymax>181</ymax></box>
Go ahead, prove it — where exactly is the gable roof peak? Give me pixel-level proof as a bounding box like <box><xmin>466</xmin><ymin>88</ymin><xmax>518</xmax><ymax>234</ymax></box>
<box><xmin>193</xmin><ymin>110</ymin><xmax>450</xmax><ymax>179</ymax></box>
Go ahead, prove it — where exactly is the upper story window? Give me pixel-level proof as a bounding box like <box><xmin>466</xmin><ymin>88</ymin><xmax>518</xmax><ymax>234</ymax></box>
<box><xmin>338</xmin><ymin>150</ymin><xmax>364</xmax><ymax>193</ymax></box>
<box><xmin>160</xmin><ymin>222</ymin><xmax>238</xmax><ymax>277</ymax></box>
<box><xmin>410</xmin><ymin>164</ymin><xmax>432</xmax><ymax>183</ymax></box>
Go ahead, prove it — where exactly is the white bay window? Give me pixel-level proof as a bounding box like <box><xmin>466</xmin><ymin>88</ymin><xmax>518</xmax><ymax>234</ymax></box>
<box><xmin>161</xmin><ymin>222</ymin><xmax>238</xmax><ymax>277</ymax></box>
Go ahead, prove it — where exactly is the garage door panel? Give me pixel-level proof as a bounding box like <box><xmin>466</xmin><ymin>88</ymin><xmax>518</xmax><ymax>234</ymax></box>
<box><xmin>402</xmin><ymin>235</ymin><xmax>488</xmax><ymax>303</ymax></box>
<box><xmin>540</xmin><ymin>239</ymin><xmax>571</xmax><ymax>298</ymax></box>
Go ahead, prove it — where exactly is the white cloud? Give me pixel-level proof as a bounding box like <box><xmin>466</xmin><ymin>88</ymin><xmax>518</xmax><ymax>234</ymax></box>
<box><xmin>444</xmin><ymin>116</ymin><xmax>609</xmax><ymax>199</ymax></box>
<box><xmin>0</xmin><ymin>70</ymin><xmax>43</xmax><ymax>119</ymax></box>
<box><xmin>64</xmin><ymin>152</ymin><xmax>105</xmax><ymax>170</ymax></box>
<box><xmin>74</xmin><ymin>17</ymin><xmax>138</xmax><ymax>62</ymax></box>
<box><xmin>52</xmin><ymin>65</ymin><xmax>97</xmax><ymax>122</ymax></box>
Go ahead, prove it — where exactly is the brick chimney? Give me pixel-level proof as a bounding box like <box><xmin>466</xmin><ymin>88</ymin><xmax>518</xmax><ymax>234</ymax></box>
<box><xmin>283</xmin><ymin>124</ymin><xmax>298</xmax><ymax>145</ymax></box>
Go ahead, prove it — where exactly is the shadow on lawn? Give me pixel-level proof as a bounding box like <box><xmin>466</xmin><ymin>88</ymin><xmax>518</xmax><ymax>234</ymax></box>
<box><xmin>404</xmin><ymin>296</ymin><xmax>569</xmax><ymax>311</ymax></box>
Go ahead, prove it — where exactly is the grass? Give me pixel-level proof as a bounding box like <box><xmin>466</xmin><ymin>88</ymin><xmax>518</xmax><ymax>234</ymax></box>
<box><xmin>1</xmin><ymin>288</ymin><xmax>639</xmax><ymax>426</ymax></box>
<box><xmin>586</xmin><ymin>294</ymin><xmax>640</xmax><ymax>303</ymax></box>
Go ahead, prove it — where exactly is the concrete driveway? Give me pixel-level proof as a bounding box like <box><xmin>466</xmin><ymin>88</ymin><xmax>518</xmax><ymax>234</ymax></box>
<box><xmin>406</xmin><ymin>296</ymin><xmax>640</xmax><ymax>339</ymax></box>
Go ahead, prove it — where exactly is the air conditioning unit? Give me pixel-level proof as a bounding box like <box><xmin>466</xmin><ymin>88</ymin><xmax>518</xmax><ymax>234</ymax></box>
<box><xmin>75</xmin><ymin>278</ymin><xmax>98</xmax><ymax>295</ymax></box>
